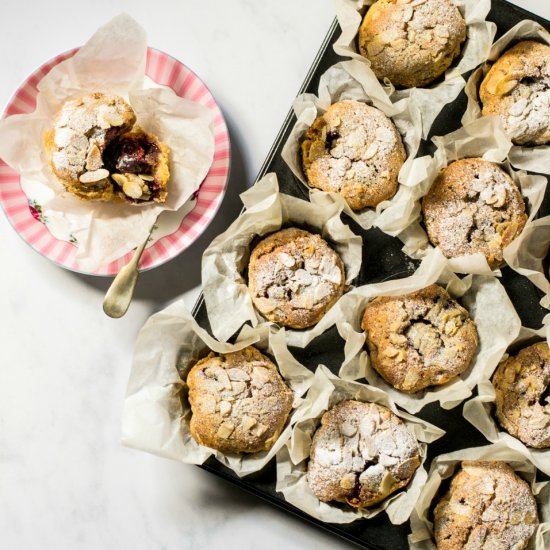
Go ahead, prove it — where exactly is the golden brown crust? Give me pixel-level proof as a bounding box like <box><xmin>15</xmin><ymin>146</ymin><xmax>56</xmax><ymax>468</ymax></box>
<box><xmin>247</xmin><ymin>228</ymin><xmax>345</xmax><ymax>329</ymax></box>
<box><xmin>44</xmin><ymin>92</ymin><xmax>170</xmax><ymax>204</ymax></box>
<box><xmin>361</xmin><ymin>284</ymin><xmax>478</xmax><ymax>393</ymax></box>
<box><xmin>480</xmin><ymin>41</ymin><xmax>550</xmax><ymax>146</ymax></box>
<box><xmin>422</xmin><ymin>158</ymin><xmax>527</xmax><ymax>268</ymax></box>
<box><xmin>434</xmin><ymin>461</ymin><xmax>538</xmax><ymax>550</ymax></box>
<box><xmin>492</xmin><ymin>342</ymin><xmax>550</xmax><ymax>449</ymax></box>
<box><xmin>187</xmin><ymin>346</ymin><xmax>293</xmax><ymax>454</ymax></box>
<box><xmin>301</xmin><ymin>100</ymin><xmax>405</xmax><ymax>210</ymax></box>
<box><xmin>307</xmin><ymin>400</ymin><xmax>420</xmax><ymax>508</ymax></box>
<box><xmin>358</xmin><ymin>0</ymin><xmax>466</xmax><ymax>89</ymax></box>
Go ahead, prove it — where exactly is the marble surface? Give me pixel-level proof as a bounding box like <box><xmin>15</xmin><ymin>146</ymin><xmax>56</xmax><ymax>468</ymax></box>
<box><xmin>0</xmin><ymin>1</ymin><xmax>548</xmax><ymax>549</ymax></box>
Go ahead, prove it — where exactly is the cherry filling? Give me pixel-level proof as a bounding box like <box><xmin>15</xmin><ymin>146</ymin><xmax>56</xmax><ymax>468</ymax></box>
<box><xmin>325</xmin><ymin>130</ymin><xmax>341</xmax><ymax>150</ymax></box>
<box><xmin>104</xmin><ymin>136</ymin><xmax>160</xmax><ymax>176</ymax></box>
<box><xmin>104</xmin><ymin>135</ymin><xmax>162</xmax><ymax>200</ymax></box>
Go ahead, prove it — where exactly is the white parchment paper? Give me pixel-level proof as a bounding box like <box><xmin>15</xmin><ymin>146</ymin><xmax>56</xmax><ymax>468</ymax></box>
<box><xmin>335</xmin><ymin>248</ymin><xmax>522</xmax><ymax>414</ymax></box>
<box><xmin>463</xmin><ymin>325</ymin><xmax>550</xmax><ymax>476</ymax></box>
<box><xmin>396</xmin><ymin>117</ymin><xmax>550</xmax><ymax>300</ymax></box>
<box><xmin>122</xmin><ymin>299</ymin><xmax>314</xmax><ymax>477</ymax></box>
<box><xmin>409</xmin><ymin>442</ymin><xmax>550</xmax><ymax>550</ymax></box>
<box><xmin>201</xmin><ymin>172</ymin><xmax>363</xmax><ymax>347</ymax></box>
<box><xmin>463</xmin><ymin>20</ymin><xmax>550</xmax><ymax>175</ymax></box>
<box><xmin>281</xmin><ymin>60</ymin><xmax>431</xmax><ymax>234</ymax></box>
<box><xmin>275</xmin><ymin>365</ymin><xmax>445</xmax><ymax>524</ymax></box>
<box><xmin>0</xmin><ymin>14</ymin><xmax>215</xmax><ymax>271</ymax></box>
<box><xmin>334</xmin><ymin>0</ymin><xmax>496</xmax><ymax>138</ymax></box>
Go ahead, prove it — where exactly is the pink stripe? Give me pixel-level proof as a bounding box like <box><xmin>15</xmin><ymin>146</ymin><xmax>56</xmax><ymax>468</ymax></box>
<box><xmin>178</xmin><ymin>72</ymin><xmax>195</xmax><ymax>96</ymax></box>
<box><xmin>154</xmin><ymin>53</ymin><xmax>168</xmax><ymax>83</ymax></box>
<box><xmin>15</xmin><ymin>88</ymin><xmax>37</xmax><ymax>109</ymax></box>
<box><xmin>25</xmin><ymin>225</ymin><xmax>47</xmax><ymax>245</ymax></box>
<box><xmin>166</xmin><ymin>60</ymin><xmax>182</xmax><ymax>88</ymax></box>
<box><xmin>191</xmin><ymin>86</ymin><xmax>208</xmax><ymax>102</ymax></box>
<box><xmin>54</xmin><ymin>244</ymin><xmax>73</xmax><ymax>265</ymax></box>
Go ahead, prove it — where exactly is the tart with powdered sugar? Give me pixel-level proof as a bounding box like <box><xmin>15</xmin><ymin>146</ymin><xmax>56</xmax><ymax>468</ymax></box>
<box><xmin>44</xmin><ymin>92</ymin><xmax>169</xmax><ymax>203</ymax></box>
<box><xmin>187</xmin><ymin>346</ymin><xmax>293</xmax><ymax>454</ymax></box>
<box><xmin>422</xmin><ymin>158</ymin><xmax>527</xmax><ymax>268</ymax></box>
<box><xmin>480</xmin><ymin>41</ymin><xmax>550</xmax><ymax>146</ymax></box>
<box><xmin>307</xmin><ymin>400</ymin><xmax>421</xmax><ymax>508</ymax></box>
<box><xmin>247</xmin><ymin>228</ymin><xmax>346</xmax><ymax>329</ymax></box>
<box><xmin>361</xmin><ymin>284</ymin><xmax>479</xmax><ymax>393</ymax></box>
<box><xmin>492</xmin><ymin>342</ymin><xmax>550</xmax><ymax>449</ymax></box>
<box><xmin>358</xmin><ymin>0</ymin><xmax>466</xmax><ymax>89</ymax></box>
<box><xmin>434</xmin><ymin>461</ymin><xmax>538</xmax><ymax>550</ymax></box>
<box><xmin>301</xmin><ymin>100</ymin><xmax>405</xmax><ymax>210</ymax></box>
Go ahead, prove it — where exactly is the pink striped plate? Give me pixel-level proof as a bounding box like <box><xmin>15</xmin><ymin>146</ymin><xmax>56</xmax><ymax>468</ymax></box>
<box><xmin>0</xmin><ymin>47</ymin><xmax>230</xmax><ymax>276</ymax></box>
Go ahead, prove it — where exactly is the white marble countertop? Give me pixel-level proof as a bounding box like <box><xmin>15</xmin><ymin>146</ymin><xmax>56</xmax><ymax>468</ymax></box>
<box><xmin>1</xmin><ymin>1</ymin><xmax>548</xmax><ymax>549</ymax></box>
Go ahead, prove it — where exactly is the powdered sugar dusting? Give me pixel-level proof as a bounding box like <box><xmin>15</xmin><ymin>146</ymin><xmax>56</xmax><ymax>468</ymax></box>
<box><xmin>359</xmin><ymin>0</ymin><xmax>466</xmax><ymax>88</ymax></box>
<box><xmin>422</xmin><ymin>158</ymin><xmax>527</xmax><ymax>268</ymax></box>
<box><xmin>302</xmin><ymin>100</ymin><xmax>405</xmax><ymax>210</ymax></box>
<box><xmin>434</xmin><ymin>461</ymin><xmax>539</xmax><ymax>550</ymax></box>
<box><xmin>481</xmin><ymin>41</ymin><xmax>550</xmax><ymax>146</ymax></box>
<box><xmin>307</xmin><ymin>400</ymin><xmax>420</xmax><ymax>507</ymax></box>
<box><xmin>248</xmin><ymin>228</ymin><xmax>345</xmax><ymax>329</ymax></box>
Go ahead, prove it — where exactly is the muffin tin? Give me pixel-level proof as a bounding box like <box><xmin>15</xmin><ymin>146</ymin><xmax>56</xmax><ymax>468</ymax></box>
<box><xmin>191</xmin><ymin>1</ymin><xmax>550</xmax><ymax>548</ymax></box>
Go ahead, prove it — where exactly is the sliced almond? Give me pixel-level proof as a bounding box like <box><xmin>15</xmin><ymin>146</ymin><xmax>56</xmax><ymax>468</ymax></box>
<box><xmin>79</xmin><ymin>168</ymin><xmax>110</xmax><ymax>184</ymax></box>
<box><xmin>363</xmin><ymin>142</ymin><xmax>379</xmax><ymax>161</ymax></box>
<box><xmin>102</xmin><ymin>111</ymin><xmax>125</xmax><ymax>127</ymax></box>
<box><xmin>241</xmin><ymin>415</ymin><xmax>257</xmax><ymax>432</ymax></box>
<box><xmin>85</xmin><ymin>144</ymin><xmax>103</xmax><ymax>171</ymax></box>
<box><xmin>120</xmin><ymin>173</ymin><xmax>144</xmax><ymax>199</ymax></box>
<box><xmin>496</xmin><ymin>79</ymin><xmax>519</xmax><ymax>96</ymax></box>
<box><xmin>219</xmin><ymin>401</ymin><xmax>232</xmax><ymax>416</ymax></box>
<box><xmin>216</xmin><ymin>422</ymin><xmax>235</xmax><ymax>439</ymax></box>
<box><xmin>139</xmin><ymin>174</ymin><xmax>155</xmax><ymax>182</ymax></box>
<box><xmin>367</xmin><ymin>40</ymin><xmax>385</xmax><ymax>57</ymax></box>
<box><xmin>279</xmin><ymin>252</ymin><xmax>296</xmax><ymax>268</ymax></box>
<box><xmin>435</xmin><ymin>25</ymin><xmax>450</xmax><ymax>39</ymax></box>
<box><xmin>254</xmin><ymin>423</ymin><xmax>268</xmax><ymax>437</ymax></box>
<box><xmin>339</xmin><ymin>473</ymin><xmax>356</xmax><ymax>490</ymax></box>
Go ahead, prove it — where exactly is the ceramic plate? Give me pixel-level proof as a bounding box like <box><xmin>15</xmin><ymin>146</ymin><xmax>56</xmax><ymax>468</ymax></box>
<box><xmin>0</xmin><ymin>47</ymin><xmax>230</xmax><ymax>275</ymax></box>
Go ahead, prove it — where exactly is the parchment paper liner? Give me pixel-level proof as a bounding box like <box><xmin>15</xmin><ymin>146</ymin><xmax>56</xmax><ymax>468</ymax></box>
<box><xmin>463</xmin><ymin>20</ymin><xmax>550</xmax><ymax>175</ymax></box>
<box><xmin>333</xmin><ymin>0</ymin><xmax>496</xmax><ymax>138</ymax></box>
<box><xmin>396</xmin><ymin>117</ymin><xmax>550</xmax><ymax>302</ymax></box>
<box><xmin>0</xmin><ymin>14</ymin><xmax>215</xmax><ymax>271</ymax></box>
<box><xmin>463</xmin><ymin>324</ymin><xmax>550</xmax><ymax>476</ymax></box>
<box><xmin>281</xmin><ymin>60</ymin><xmax>432</xmax><ymax>234</ymax></box>
<box><xmin>275</xmin><ymin>365</ymin><xmax>445</xmax><ymax>524</ymax></box>
<box><xmin>201</xmin><ymin>172</ymin><xmax>363</xmax><ymax>347</ymax></box>
<box><xmin>409</xmin><ymin>442</ymin><xmax>550</xmax><ymax>549</ymax></box>
<box><xmin>335</xmin><ymin>247</ymin><xmax>522</xmax><ymax>414</ymax></box>
<box><xmin>121</xmin><ymin>299</ymin><xmax>314</xmax><ymax>477</ymax></box>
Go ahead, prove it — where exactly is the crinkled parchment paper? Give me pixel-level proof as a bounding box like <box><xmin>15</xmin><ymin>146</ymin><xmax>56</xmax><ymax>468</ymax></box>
<box><xmin>121</xmin><ymin>299</ymin><xmax>314</xmax><ymax>477</ymax></box>
<box><xmin>463</xmin><ymin>324</ymin><xmax>550</xmax><ymax>476</ymax></box>
<box><xmin>463</xmin><ymin>20</ymin><xmax>550</xmax><ymax>175</ymax></box>
<box><xmin>281</xmin><ymin>60</ymin><xmax>432</xmax><ymax>234</ymax></box>
<box><xmin>201</xmin><ymin>173</ymin><xmax>363</xmax><ymax>347</ymax></box>
<box><xmin>409</xmin><ymin>442</ymin><xmax>550</xmax><ymax>549</ymax></box>
<box><xmin>396</xmin><ymin>117</ymin><xmax>550</xmax><ymax>300</ymax></box>
<box><xmin>334</xmin><ymin>247</ymin><xmax>521</xmax><ymax>414</ymax></box>
<box><xmin>275</xmin><ymin>365</ymin><xmax>444</xmax><ymax>524</ymax></box>
<box><xmin>333</xmin><ymin>0</ymin><xmax>496</xmax><ymax>138</ymax></box>
<box><xmin>0</xmin><ymin>14</ymin><xmax>215</xmax><ymax>271</ymax></box>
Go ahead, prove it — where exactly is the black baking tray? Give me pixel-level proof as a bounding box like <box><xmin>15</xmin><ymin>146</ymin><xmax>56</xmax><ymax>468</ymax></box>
<box><xmin>191</xmin><ymin>2</ymin><xmax>550</xmax><ymax>548</ymax></box>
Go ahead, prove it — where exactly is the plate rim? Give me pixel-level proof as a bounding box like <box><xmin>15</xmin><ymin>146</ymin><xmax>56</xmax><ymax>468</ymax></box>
<box><xmin>0</xmin><ymin>45</ymin><xmax>231</xmax><ymax>277</ymax></box>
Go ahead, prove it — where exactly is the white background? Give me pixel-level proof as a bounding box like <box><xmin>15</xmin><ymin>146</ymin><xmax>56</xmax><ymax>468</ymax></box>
<box><xmin>0</xmin><ymin>1</ymin><xmax>548</xmax><ymax>549</ymax></box>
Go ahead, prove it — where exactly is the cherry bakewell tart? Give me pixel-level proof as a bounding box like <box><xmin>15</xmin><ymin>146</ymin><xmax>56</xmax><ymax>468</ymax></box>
<box><xmin>44</xmin><ymin>92</ymin><xmax>169</xmax><ymax>204</ymax></box>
